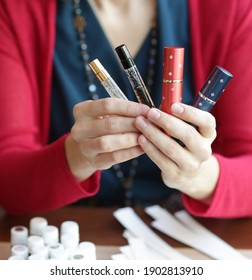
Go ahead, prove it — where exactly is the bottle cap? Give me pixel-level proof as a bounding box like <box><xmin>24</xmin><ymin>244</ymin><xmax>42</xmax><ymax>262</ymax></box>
<box><xmin>42</xmin><ymin>225</ymin><xmax>59</xmax><ymax>246</ymax></box>
<box><xmin>115</xmin><ymin>44</ymin><xmax>135</xmax><ymax>69</ymax></box>
<box><xmin>11</xmin><ymin>244</ymin><xmax>29</xmax><ymax>259</ymax></box>
<box><xmin>10</xmin><ymin>225</ymin><xmax>28</xmax><ymax>246</ymax></box>
<box><xmin>29</xmin><ymin>217</ymin><xmax>48</xmax><ymax>236</ymax></box>
<box><xmin>78</xmin><ymin>241</ymin><xmax>96</xmax><ymax>260</ymax></box>
<box><xmin>30</xmin><ymin>245</ymin><xmax>49</xmax><ymax>259</ymax></box>
<box><xmin>8</xmin><ymin>255</ymin><xmax>26</xmax><ymax>260</ymax></box>
<box><xmin>28</xmin><ymin>254</ymin><xmax>45</xmax><ymax>260</ymax></box>
<box><xmin>50</xmin><ymin>248</ymin><xmax>69</xmax><ymax>260</ymax></box>
<box><xmin>60</xmin><ymin>221</ymin><xmax>79</xmax><ymax>237</ymax></box>
<box><xmin>61</xmin><ymin>234</ymin><xmax>79</xmax><ymax>249</ymax></box>
<box><xmin>199</xmin><ymin>66</ymin><xmax>233</xmax><ymax>103</ymax></box>
<box><xmin>89</xmin><ymin>59</ymin><xmax>110</xmax><ymax>83</ymax></box>
<box><xmin>69</xmin><ymin>248</ymin><xmax>87</xmax><ymax>260</ymax></box>
<box><xmin>27</xmin><ymin>235</ymin><xmax>44</xmax><ymax>253</ymax></box>
<box><xmin>48</xmin><ymin>243</ymin><xmax>65</xmax><ymax>258</ymax></box>
<box><xmin>163</xmin><ymin>47</ymin><xmax>184</xmax><ymax>81</ymax></box>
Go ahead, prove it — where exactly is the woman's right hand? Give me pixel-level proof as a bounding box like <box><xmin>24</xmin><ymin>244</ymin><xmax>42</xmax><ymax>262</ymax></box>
<box><xmin>65</xmin><ymin>98</ymin><xmax>149</xmax><ymax>182</ymax></box>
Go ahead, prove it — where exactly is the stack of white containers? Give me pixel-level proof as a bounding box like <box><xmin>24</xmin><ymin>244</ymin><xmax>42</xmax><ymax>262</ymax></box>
<box><xmin>8</xmin><ymin>217</ymin><xmax>96</xmax><ymax>260</ymax></box>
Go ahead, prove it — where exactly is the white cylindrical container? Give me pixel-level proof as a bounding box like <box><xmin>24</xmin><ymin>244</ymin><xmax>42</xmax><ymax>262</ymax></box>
<box><xmin>60</xmin><ymin>221</ymin><xmax>79</xmax><ymax>237</ymax></box>
<box><xmin>27</xmin><ymin>235</ymin><xmax>44</xmax><ymax>253</ymax></box>
<box><xmin>30</xmin><ymin>245</ymin><xmax>49</xmax><ymax>259</ymax></box>
<box><xmin>42</xmin><ymin>225</ymin><xmax>59</xmax><ymax>246</ymax></box>
<box><xmin>50</xmin><ymin>248</ymin><xmax>69</xmax><ymax>260</ymax></box>
<box><xmin>69</xmin><ymin>248</ymin><xmax>86</xmax><ymax>260</ymax></box>
<box><xmin>8</xmin><ymin>255</ymin><xmax>26</xmax><ymax>260</ymax></box>
<box><xmin>28</xmin><ymin>254</ymin><xmax>45</xmax><ymax>260</ymax></box>
<box><xmin>47</xmin><ymin>243</ymin><xmax>65</xmax><ymax>258</ymax></box>
<box><xmin>29</xmin><ymin>217</ymin><xmax>48</xmax><ymax>236</ymax></box>
<box><xmin>11</xmin><ymin>244</ymin><xmax>29</xmax><ymax>259</ymax></box>
<box><xmin>10</xmin><ymin>226</ymin><xmax>28</xmax><ymax>246</ymax></box>
<box><xmin>61</xmin><ymin>234</ymin><xmax>79</xmax><ymax>250</ymax></box>
<box><xmin>78</xmin><ymin>241</ymin><xmax>97</xmax><ymax>260</ymax></box>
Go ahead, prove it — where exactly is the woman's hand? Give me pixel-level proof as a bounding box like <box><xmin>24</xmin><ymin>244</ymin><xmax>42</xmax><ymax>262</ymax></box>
<box><xmin>65</xmin><ymin>98</ymin><xmax>149</xmax><ymax>182</ymax></box>
<box><xmin>135</xmin><ymin>102</ymin><xmax>219</xmax><ymax>203</ymax></box>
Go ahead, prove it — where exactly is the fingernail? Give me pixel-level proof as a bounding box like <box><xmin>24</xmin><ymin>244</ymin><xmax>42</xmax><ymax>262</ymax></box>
<box><xmin>135</xmin><ymin>116</ymin><xmax>147</xmax><ymax>129</ymax></box>
<box><xmin>148</xmin><ymin>108</ymin><xmax>161</xmax><ymax>120</ymax></box>
<box><xmin>171</xmin><ymin>103</ymin><xmax>184</xmax><ymax>114</ymax></box>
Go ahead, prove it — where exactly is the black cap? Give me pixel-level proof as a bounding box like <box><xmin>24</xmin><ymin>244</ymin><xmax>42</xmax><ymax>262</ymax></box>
<box><xmin>115</xmin><ymin>44</ymin><xmax>135</xmax><ymax>69</ymax></box>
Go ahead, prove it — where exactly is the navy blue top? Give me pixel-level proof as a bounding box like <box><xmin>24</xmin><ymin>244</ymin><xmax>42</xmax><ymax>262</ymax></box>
<box><xmin>50</xmin><ymin>0</ymin><xmax>194</xmax><ymax>206</ymax></box>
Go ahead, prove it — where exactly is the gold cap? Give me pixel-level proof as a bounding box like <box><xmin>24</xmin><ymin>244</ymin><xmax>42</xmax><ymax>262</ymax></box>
<box><xmin>89</xmin><ymin>59</ymin><xmax>109</xmax><ymax>83</ymax></box>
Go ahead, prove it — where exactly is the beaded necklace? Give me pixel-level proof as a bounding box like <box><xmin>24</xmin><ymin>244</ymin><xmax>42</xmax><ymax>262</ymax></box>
<box><xmin>72</xmin><ymin>0</ymin><xmax>158</xmax><ymax>206</ymax></box>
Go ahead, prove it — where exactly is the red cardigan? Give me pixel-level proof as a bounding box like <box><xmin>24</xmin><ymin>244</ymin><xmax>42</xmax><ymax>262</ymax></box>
<box><xmin>1</xmin><ymin>0</ymin><xmax>252</xmax><ymax>217</ymax></box>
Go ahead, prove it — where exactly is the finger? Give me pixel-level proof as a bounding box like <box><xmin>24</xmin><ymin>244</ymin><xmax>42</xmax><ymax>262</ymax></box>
<box><xmin>81</xmin><ymin>133</ymin><xmax>141</xmax><ymax>156</ymax></box>
<box><xmin>138</xmin><ymin>134</ymin><xmax>177</xmax><ymax>188</ymax></box>
<box><xmin>170</xmin><ymin>103</ymin><xmax>216</xmax><ymax>139</ymax></box>
<box><xmin>73</xmin><ymin>98</ymin><xmax>149</xmax><ymax>119</ymax></box>
<box><xmin>72</xmin><ymin>115</ymin><xmax>139</xmax><ymax>139</ymax></box>
<box><xmin>136</xmin><ymin>117</ymin><xmax>199</xmax><ymax>169</ymax></box>
<box><xmin>137</xmin><ymin>134</ymin><xmax>178</xmax><ymax>174</ymax></box>
<box><xmin>90</xmin><ymin>146</ymin><xmax>144</xmax><ymax>170</ymax></box>
<box><xmin>138</xmin><ymin>134</ymin><xmax>204</xmax><ymax>189</ymax></box>
<box><xmin>145</xmin><ymin>109</ymin><xmax>213</xmax><ymax>161</ymax></box>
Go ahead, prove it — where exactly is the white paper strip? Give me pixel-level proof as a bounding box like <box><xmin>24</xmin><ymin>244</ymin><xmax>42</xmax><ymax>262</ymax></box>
<box><xmin>145</xmin><ymin>205</ymin><xmax>247</xmax><ymax>260</ymax></box>
<box><xmin>119</xmin><ymin>245</ymin><xmax>135</xmax><ymax>260</ymax></box>
<box><xmin>111</xmin><ymin>253</ymin><xmax>128</xmax><ymax>260</ymax></box>
<box><xmin>123</xmin><ymin>230</ymin><xmax>136</xmax><ymax>240</ymax></box>
<box><xmin>174</xmin><ymin>210</ymin><xmax>249</xmax><ymax>260</ymax></box>
<box><xmin>122</xmin><ymin>231</ymin><xmax>165</xmax><ymax>259</ymax></box>
<box><xmin>127</xmin><ymin>237</ymin><xmax>166</xmax><ymax>260</ymax></box>
<box><xmin>113</xmin><ymin>207</ymin><xmax>189</xmax><ymax>260</ymax></box>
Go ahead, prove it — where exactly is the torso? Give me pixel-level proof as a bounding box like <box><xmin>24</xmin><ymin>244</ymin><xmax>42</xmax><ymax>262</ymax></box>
<box><xmin>87</xmin><ymin>0</ymin><xmax>156</xmax><ymax>57</ymax></box>
<box><xmin>51</xmin><ymin>0</ymin><xmax>194</xmax><ymax>206</ymax></box>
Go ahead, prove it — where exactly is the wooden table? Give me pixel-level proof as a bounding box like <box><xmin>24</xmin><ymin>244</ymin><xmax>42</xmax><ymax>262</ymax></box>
<box><xmin>1</xmin><ymin>206</ymin><xmax>252</xmax><ymax>260</ymax></box>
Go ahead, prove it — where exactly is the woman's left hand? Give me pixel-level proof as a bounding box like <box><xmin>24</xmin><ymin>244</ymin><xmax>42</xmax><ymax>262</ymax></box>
<box><xmin>135</xmin><ymin>102</ymin><xmax>219</xmax><ymax>203</ymax></box>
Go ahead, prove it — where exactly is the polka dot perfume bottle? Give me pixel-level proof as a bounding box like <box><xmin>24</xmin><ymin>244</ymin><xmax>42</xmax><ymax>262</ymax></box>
<box><xmin>191</xmin><ymin>66</ymin><xmax>233</xmax><ymax>112</ymax></box>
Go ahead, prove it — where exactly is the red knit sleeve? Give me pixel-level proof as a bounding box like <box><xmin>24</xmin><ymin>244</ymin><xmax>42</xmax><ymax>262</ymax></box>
<box><xmin>0</xmin><ymin>136</ymin><xmax>101</xmax><ymax>216</ymax></box>
<box><xmin>0</xmin><ymin>1</ymin><xmax>100</xmax><ymax>215</ymax></box>
<box><xmin>184</xmin><ymin>0</ymin><xmax>252</xmax><ymax>218</ymax></box>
